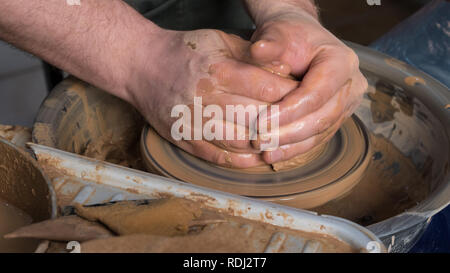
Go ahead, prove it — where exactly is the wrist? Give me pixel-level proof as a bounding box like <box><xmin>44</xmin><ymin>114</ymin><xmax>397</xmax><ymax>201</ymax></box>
<box><xmin>122</xmin><ymin>23</ymin><xmax>176</xmax><ymax>113</ymax></box>
<box><xmin>120</xmin><ymin>21</ymin><xmax>168</xmax><ymax>106</ymax></box>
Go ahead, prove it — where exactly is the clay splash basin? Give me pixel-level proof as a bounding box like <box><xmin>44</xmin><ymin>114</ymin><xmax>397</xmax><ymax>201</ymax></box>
<box><xmin>32</xmin><ymin>43</ymin><xmax>450</xmax><ymax>252</ymax></box>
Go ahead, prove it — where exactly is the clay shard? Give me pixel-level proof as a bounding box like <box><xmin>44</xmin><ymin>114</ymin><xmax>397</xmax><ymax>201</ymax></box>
<box><xmin>75</xmin><ymin>198</ymin><xmax>203</xmax><ymax>237</ymax></box>
<box><xmin>4</xmin><ymin>215</ymin><xmax>113</xmax><ymax>242</ymax></box>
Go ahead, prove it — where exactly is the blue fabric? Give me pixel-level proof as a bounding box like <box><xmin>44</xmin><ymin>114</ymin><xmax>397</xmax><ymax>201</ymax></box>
<box><xmin>371</xmin><ymin>0</ymin><xmax>450</xmax><ymax>88</ymax></box>
<box><xmin>370</xmin><ymin>0</ymin><xmax>449</xmax><ymax>253</ymax></box>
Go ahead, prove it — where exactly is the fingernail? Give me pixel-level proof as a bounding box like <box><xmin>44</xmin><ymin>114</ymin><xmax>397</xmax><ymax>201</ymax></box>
<box><xmin>255</xmin><ymin>39</ymin><xmax>269</xmax><ymax>48</ymax></box>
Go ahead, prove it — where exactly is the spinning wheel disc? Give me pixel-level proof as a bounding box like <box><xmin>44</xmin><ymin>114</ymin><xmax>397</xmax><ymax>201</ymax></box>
<box><xmin>141</xmin><ymin>116</ymin><xmax>371</xmax><ymax>209</ymax></box>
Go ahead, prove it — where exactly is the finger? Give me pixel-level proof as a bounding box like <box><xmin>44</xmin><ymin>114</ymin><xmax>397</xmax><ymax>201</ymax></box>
<box><xmin>250</xmin><ymin>25</ymin><xmax>311</xmax><ymax>76</ymax></box>
<box><xmin>175</xmin><ymin>139</ymin><xmax>265</xmax><ymax>168</ymax></box>
<box><xmin>261</xmin><ymin>116</ymin><xmax>345</xmax><ymax>164</ymax></box>
<box><xmin>169</xmin><ymin>100</ymin><xmax>261</xmax><ymax>153</ymax></box>
<box><xmin>194</xmin><ymin>115</ymin><xmax>260</xmax><ymax>153</ymax></box>
<box><xmin>208</xmin><ymin>120</ymin><xmax>260</xmax><ymax>153</ymax></box>
<box><xmin>201</xmin><ymin>93</ymin><xmax>268</xmax><ymax>126</ymax></box>
<box><xmin>209</xmin><ymin>59</ymin><xmax>299</xmax><ymax>103</ymax></box>
<box><xmin>260</xmin><ymin>48</ymin><xmax>359</xmax><ymax>127</ymax></box>
<box><xmin>253</xmin><ymin>84</ymin><xmax>348</xmax><ymax>149</ymax></box>
<box><xmin>260</xmin><ymin>63</ymin><xmax>293</xmax><ymax>79</ymax></box>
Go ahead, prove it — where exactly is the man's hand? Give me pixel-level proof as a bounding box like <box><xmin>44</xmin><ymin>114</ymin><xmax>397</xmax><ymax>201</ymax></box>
<box><xmin>245</xmin><ymin>0</ymin><xmax>368</xmax><ymax>164</ymax></box>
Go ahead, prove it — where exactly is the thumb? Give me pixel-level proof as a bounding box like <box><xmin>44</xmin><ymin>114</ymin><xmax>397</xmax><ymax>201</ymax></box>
<box><xmin>250</xmin><ymin>39</ymin><xmax>284</xmax><ymax>64</ymax></box>
<box><xmin>250</xmin><ymin>40</ymin><xmax>292</xmax><ymax>77</ymax></box>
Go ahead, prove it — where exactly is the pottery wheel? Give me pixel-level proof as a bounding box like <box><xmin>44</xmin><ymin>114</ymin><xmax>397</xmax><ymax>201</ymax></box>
<box><xmin>140</xmin><ymin>116</ymin><xmax>371</xmax><ymax>208</ymax></box>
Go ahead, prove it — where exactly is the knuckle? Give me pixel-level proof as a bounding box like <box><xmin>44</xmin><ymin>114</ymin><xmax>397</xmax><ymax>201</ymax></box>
<box><xmin>260</xmin><ymin>83</ymin><xmax>280</xmax><ymax>102</ymax></box>
<box><xmin>311</xmin><ymin>90</ymin><xmax>326</xmax><ymax>109</ymax></box>
<box><xmin>360</xmin><ymin>74</ymin><xmax>369</xmax><ymax>94</ymax></box>
<box><xmin>213</xmin><ymin>150</ymin><xmax>233</xmax><ymax>167</ymax></box>
<box><xmin>210</xmin><ymin>62</ymin><xmax>230</xmax><ymax>83</ymax></box>
<box><xmin>316</xmin><ymin>118</ymin><xmax>331</xmax><ymax>134</ymax></box>
<box><xmin>344</xmin><ymin>48</ymin><xmax>360</xmax><ymax>70</ymax></box>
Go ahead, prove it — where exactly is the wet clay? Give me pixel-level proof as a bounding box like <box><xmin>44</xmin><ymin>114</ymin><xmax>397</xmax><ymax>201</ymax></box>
<box><xmin>70</xmin><ymin>84</ymin><xmax>144</xmax><ymax>169</ymax></box>
<box><xmin>33</xmin><ymin>78</ymin><xmax>145</xmax><ymax>170</ymax></box>
<box><xmin>75</xmin><ymin>199</ymin><xmax>203</xmax><ymax>236</ymax></box>
<box><xmin>141</xmin><ymin>117</ymin><xmax>368</xmax><ymax>208</ymax></box>
<box><xmin>0</xmin><ymin>125</ymin><xmax>31</xmax><ymax>148</ymax></box>
<box><xmin>312</xmin><ymin>133</ymin><xmax>429</xmax><ymax>226</ymax></box>
<box><xmin>271</xmin><ymin>142</ymin><xmax>326</xmax><ymax>171</ymax></box>
<box><xmin>404</xmin><ymin>76</ymin><xmax>426</xmax><ymax>87</ymax></box>
<box><xmin>0</xmin><ymin>199</ymin><xmax>38</xmax><ymax>253</ymax></box>
<box><xmin>74</xmin><ymin>199</ymin><xmax>355</xmax><ymax>253</ymax></box>
<box><xmin>80</xmin><ymin>222</ymin><xmax>355</xmax><ymax>253</ymax></box>
<box><xmin>13</xmin><ymin>196</ymin><xmax>355</xmax><ymax>253</ymax></box>
<box><xmin>368</xmin><ymin>86</ymin><xmax>413</xmax><ymax>123</ymax></box>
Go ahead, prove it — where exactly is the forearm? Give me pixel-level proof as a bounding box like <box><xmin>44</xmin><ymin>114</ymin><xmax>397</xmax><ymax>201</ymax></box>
<box><xmin>0</xmin><ymin>0</ymin><xmax>162</xmax><ymax>103</ymax></box>
<box><xmin>244</xmin><ymin>0</ymin><xmax>319</xmax><ymax>26</ymax></box>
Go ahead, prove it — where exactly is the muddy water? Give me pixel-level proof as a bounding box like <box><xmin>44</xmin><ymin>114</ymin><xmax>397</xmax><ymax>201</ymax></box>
<box><xmin>0</xmin><ymin>199</ymin><xmax>38</xmax><ymax>252</ymax></box>
<box><xmin>312</xmin><ymin>133</ymin><xmax>429</xmax><ymax>226</ymax></box>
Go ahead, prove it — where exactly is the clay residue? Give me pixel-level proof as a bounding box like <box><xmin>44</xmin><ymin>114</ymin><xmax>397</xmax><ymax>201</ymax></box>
<box><xmin>0</xmin><ymin>125</ymin><xmax>31</xmax><ymax>148</ymax></box>
<box><xmin>83</xmin><ymin>131</ymin><xmax>143</xmax><ymax>169</ymax></box>
<box><xmin>33</xmin><ymin>77</ymin><xmax>145</xmax><ymax>170</ymax></box>
<box><xmin>75</xmin><ymin>199</ymin><xmax>203</xmax><ymax>236</ymax></box>
<box><xmin>80</xmin><ymin>222</ymin><xmax>354</xmax><ymax>253</ymax></box>
<box><xmin>368</xmin><ymin>89</ymin><xmax>398</xmax><ymax>123</ymax></box>
<box><xmin>272</xmin><ymin>142</ymin><xmax>326</xmax><ymax>171</ymax></box>
<box><xmin>313</xmin><ymin>134</ymin><xmax>430</xmax><ymax>226</ymax></box>
<box><xmin>404</xmin><ymin>76</ymin><xmax>426</xmax><ymax>87</ymax></box>
<box><xmin>17</xmin><ymin>197</ymin><xmax>356</xmax><ymax>253</ymax></box>
<box><xmin>385</xmin><ymin>58</ymin><xmax>409</xmax><ymax>71</ymax></box>
<box><xmin>71</xmin><ymin>85</ymin><xmax>144</xmax><ymax>170</ymax></box>
<box><xmin>368</xmin><ymin>86</ymin><xmax>414</xmax><ymax>123</ymax></box>
<box><xmin>5</xmin><ymin>215</ymin><xmax>113</xmax><ymax>242</ymax></box>
<box><xmin>32</xmin><ymin>123</ymin><xmax>55</xmax><ymax>147</ymax></box>
<box><xmin>73</xmin><ymin>198</ymin><xmax>355</xmax><ymax>253</ymax></box>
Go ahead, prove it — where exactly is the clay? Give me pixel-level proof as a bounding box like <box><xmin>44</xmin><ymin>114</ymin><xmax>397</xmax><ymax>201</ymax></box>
<box><xmin>141</xmin><ymin>117</ymin><xmax>368</xmax><ymax>208</ymax></box>
<box><xmin>76</xmin><ymin>199</ymin><xmax>355</xmax><ymax>253</ymax></box>
<box><xmin>272</xmin><ymin>142</ymin><xmax>326</xmax><ymax>171</ymax></box>
<box><xmin>83</xmin><ymin>132</ymin><xmax>142</xmax><ymax>168</ymax></box>
<box><xmin>404</xmin><ymin>76</ymin><xmax>426</xmax><ymax>87</ymax></box>
<box><xmin>75</xmin><ymin>199</ymin><xmax>203</xmax><ymax>236</ymax></box>
<box><xmin>80</xmin><ymin>222</ymin><xmax>354</xmax><ymax>253</ymax></box>
<box><xmin>384</xmin><ymin>58</ymin><xmax>409</xmax><ymax>70</ymax></box>
<box><xmin>0</xmin><ymin>125</ymin><xmax>31</xmax><ymax>148</ymax></box>
<box><xmin>368</xmin><ymin>88</ymin><xmax>399</xmax><ymax>123</ymax></box>
<box><xmin>33</xmin><ymin>78</ymin><xmax>145</xmax><ymax>170</ymax></box>
<box><xmin>5</xmin><ymin>215</ymin><xmax>113</xmax><ymax>242</ymax></box>
<box><xmin>0</xmin><ymin>199</ymin><xmax>38</xmax><ymax>253</ymax></box>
